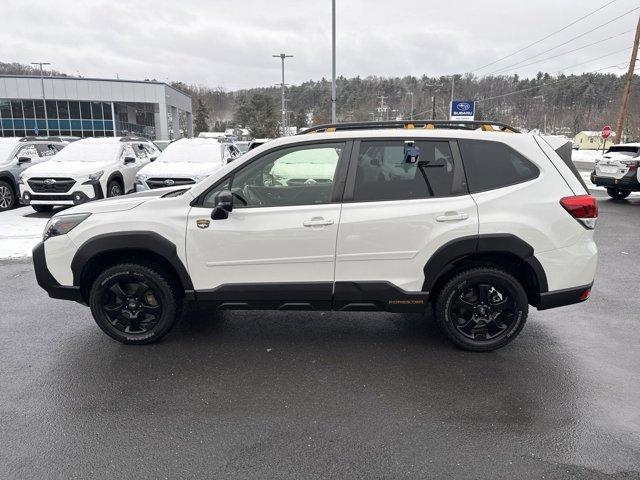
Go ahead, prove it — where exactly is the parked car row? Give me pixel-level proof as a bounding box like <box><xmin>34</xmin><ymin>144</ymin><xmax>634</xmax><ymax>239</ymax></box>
<box><xmin>0</xmin><ymin>135</ymin><xmax>247</xmax><ymax>212</ymax></box>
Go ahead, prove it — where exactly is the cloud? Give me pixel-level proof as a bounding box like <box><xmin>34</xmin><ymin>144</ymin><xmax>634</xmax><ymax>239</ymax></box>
<box><xmin>0</xmin><ymin>0</ymin><xmax>637</xmax><ymax>89</ymax></box>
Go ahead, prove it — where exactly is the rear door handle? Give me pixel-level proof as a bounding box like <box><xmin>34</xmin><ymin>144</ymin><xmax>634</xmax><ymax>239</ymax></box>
<box><xmin>303</xmin><ymin>217</ymin><xmax>334</xmax><ymax>227</ymax></box>
<box><xmin>436</xmin><ymin>212</ymin><xmax>469</xmax><ymax>222</ymax></box>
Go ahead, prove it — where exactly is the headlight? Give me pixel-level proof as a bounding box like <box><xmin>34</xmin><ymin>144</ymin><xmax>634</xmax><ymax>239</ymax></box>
<box><xmin>88</xmin><ymin>170</ymin><xmax>103</xmax><ymax>181</ymax></box>
<box><xmin>193</xmin><ymin>174</ymin><xmax>209</xmax><ymax>183</ymax></box>
<box><xmin>19</xmin><ymin>173</ymin><xmax>25</xmax><ymax>185</ymax></box>
<box><xmin>43</xmin><ymin>213</ymin><xmax>91</xmax><ymax>241</ymax></box>
<box><xmin>135</xmin><ymin>173</ymin><xmax>149</xmax><ymax>184</ymax></box>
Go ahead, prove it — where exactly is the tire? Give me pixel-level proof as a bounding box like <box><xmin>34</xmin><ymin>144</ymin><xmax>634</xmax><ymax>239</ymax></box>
<box><xmin>606</xmin><ymin>187</ymin><xmax>631</xmax><ymax>200</ymax></box>
<box><xmin>31</xmin><ymin>205</ymin><xmax>53</xmax><ymax>213</ymax></box>
<box><xmin>0</xmin><ymin>180</ymin><xmax>15</xmax><ymax>212</ymax></box>
<box><xmin>89</xmin><ymin>263</ymin><xmax>181</xmax><ymax>345</ymax></box>
<box><xmin>107</xmin><ymin>179</ymin><xmax>123</xmax><ymax>198</ymax></box>
<box><xmin>435</xmin><ymin>267</ymin><xmax>528</xmax><ymax>352</ymax></box>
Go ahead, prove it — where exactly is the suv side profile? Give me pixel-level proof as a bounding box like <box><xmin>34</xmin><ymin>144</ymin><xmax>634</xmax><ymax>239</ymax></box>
<box><xmin>590</xmin><ymin>143</ymin><xmax>640</xmax><ymax>199</ymax></box>
<box><xmin>32</xmin><ymin>121</ymin><xmax>598</xmax><ymax>351</ymax></box>
<box><xmin>19</xmin><ymin>136</ymin><xmax>160</xmax><ymax>211</ymax></box>
<box><xmin>0</xmin><ymin>136</ymin><xmax>68</xmax><ymax>212</ymax></box>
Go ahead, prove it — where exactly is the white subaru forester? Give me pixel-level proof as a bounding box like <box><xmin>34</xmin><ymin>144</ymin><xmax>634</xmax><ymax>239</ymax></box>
<box><xmin>32</xmin><ymin>121</ymin><xmax>598</xmax><ymax>351</ymax></box>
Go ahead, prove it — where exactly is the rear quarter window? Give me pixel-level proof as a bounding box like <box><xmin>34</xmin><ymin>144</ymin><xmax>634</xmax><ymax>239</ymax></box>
<box><xmin>458</xmin><ymin>139</ymin><xmax>539</xmax><ymax>193</ymax></box>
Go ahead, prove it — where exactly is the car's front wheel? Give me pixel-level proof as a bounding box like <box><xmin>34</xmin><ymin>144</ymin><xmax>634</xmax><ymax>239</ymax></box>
<box><xmin>606</xmin><ymin>187</ymin><xmax>631</xmax><ymax>200</ymax></box>
<box><xmin>89</xmin><ymin>263</ymin><xmax>181</xmax><ymax>344</ymax></box>
<box><xmin>0</xmin><ymin>181</ymin><xmax>15</xmax><ymax>211</ymax></box>
<box><xmin>434</xmin><ymin>267</ymin><xmax>528</xmax><ymax>351</ymax></box>
<box><xmin>107</xmin><ymin>180</ymin><xmax>123</xmax><ymax>197</ymax></box>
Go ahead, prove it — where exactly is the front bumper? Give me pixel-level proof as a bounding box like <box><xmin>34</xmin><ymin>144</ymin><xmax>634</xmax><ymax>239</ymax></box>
<box><xmin>21</xmin><ymin>181</ymin><xmax>103</xmax><ymax>206</ymax></box>
<box><xmin>32</xmin><ymin>242</ymin><xmax>84</xmax><ymax>303</ymax></box>
<box><xmin>591</xmin><ymin>170</ymin><xmax>640</xmax><ymax>190</ymax></box>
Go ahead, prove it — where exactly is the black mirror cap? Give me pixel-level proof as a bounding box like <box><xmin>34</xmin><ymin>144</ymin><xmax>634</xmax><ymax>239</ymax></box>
<box><xmin>150</xmin><ymin>156</ymin><xmax>157</xmax><ymax>162</ymax></box>
<box><xmin>124</xmin><ymin>156</ymin><xmax>136</xmax><ymax>164</ymax></box>
<box><xmin>211</xmin><ymin>189</ymin><xmax>233</xmax><ymax>220</ymax></box>
<box><xmin>18</xmin><ymin>156</ymin><xmax>32</xmax><ymax>163</ymax></box>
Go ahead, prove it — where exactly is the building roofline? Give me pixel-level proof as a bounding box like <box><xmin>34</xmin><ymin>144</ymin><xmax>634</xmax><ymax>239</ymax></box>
<box><xmin>0</xmin><ymin>74</ymin><xmax>191</xmax><ymax>99</ymax></box>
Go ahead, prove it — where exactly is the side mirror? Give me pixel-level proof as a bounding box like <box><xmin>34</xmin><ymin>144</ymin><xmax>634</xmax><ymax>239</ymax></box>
<box><xmin>18</xmin><ymin>156</ymin><xmax>32</xmax><ymax>164</ymax></box>
<box><xmin>124</xmin><ymin>156</ymin><xmax>136</xmax><ymax>164</ymax></box>
<box><xmin>150</xmin><ymin>156</ymin><xmax>157</xmax><ymax>162</ymax></box>
<box><xmin>211</xmin><ymin>189</ymin><xmax>233</xmax><ymax>220</ymax></box>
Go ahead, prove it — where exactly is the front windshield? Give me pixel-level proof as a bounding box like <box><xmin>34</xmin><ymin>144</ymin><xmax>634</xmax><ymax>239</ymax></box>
<box><xmin>158</xmin><ymin>140</ymin><xmax>223</xmax><ymax>164</ymax></box>
<box><xmin>52</xmin><ymin>141</ymin><xmax>121</xmax><ymax>162</ymax></box>
<box><xmin>606</xmin><ymin>146</ymin><xmax>639</xmax><ymax>157</ymax></box>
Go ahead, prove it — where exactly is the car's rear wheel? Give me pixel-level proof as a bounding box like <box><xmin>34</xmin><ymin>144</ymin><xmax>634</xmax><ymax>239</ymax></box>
<box><xmin>606</xmin><ymin>187</ymin><xmax>631</xmax><ymax>200</ymax></box>
<box><xmin>31</xmin><ymin>205</ymin><xmax>53</xmax><ymax>213</ymax></box>
<box><xmin>435</xmin><ymin>267</ymin><xmax>528</xmax><ymax>352</ymax></box>
<box><xmin>89</xmin><ymin>263</ymin><xmax>181</xmax><ymax>344</ymax></box>
<box><xmin>107</xmin><ymin>180</ymin><xmax>123</xmax><ymax>197</ymax></box>
<box><xmin>0</xmin><ymin>181</ymin><xmax>15</xmax><ymax>211</ymax></box>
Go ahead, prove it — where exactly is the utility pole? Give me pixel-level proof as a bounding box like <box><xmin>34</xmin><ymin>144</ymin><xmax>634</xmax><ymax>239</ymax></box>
<box><xmin>614</xmin><ymin>15</ymin><xmax>640</xmax><ymax>144</ymax></box>
<box><xmin>407</xmin><ymin>92</ymin><xmax>414</xmax><ymax>120</ymax></box>
<box><xmin>272</xmin><ymin>53</ymin><xmax>293</xmax><ymax>136</ymax></box>
<box><xmin>31</xmin><ymin>62</ymin><xmax>51</xmax><ymax>136</ymax></box>
<box><xmin>331</xmin><ymin>0</ymin><xmax>337</xmax><ymax>123</ymax></box>
<box><xmin>431</xmin><ymin>96</ymin><xmax>436</xmax><ymax>119</ymax></box>
<box><xmin>376</xmin><ymin>96</ymin><xmax>388</xmax><ymax>121</ymax></box>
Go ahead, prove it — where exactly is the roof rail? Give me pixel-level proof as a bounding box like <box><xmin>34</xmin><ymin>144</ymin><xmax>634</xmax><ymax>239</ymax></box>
<box><xmin>298</xmin><ymin>120</ymin><xmax>520</xmax><ymax>134</ymax></box>
<box><xmin>19</xmin><ymin>136</ymin><xmax>65</xmax><ymax>142</ymax></box>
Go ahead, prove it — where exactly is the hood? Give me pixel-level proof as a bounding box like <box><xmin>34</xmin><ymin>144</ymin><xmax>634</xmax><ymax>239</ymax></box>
<box><xmin>59</xmin><ymin>186</ymin><xmax>191</xmax><ymax>216</ymax></box>
<box><xmin>23</xmin><ymin>159</ymin><xmax>112</xmax><ymax>178</ymax></box>
<box><xmin>138</xmin><ymin>160</ymin><xmax>224</xmax><ymax>178</ymax></box>
<box><xmin>600</xmin><ymin>151</ymin><xmax>636</xmax><ymax>162</ymax></box>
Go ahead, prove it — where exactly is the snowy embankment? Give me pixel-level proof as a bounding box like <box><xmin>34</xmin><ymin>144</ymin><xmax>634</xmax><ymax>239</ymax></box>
<box><xmin>0</xmin><ymin>206</ymin><xmax>49</xmax><ymax>260</ymax></box>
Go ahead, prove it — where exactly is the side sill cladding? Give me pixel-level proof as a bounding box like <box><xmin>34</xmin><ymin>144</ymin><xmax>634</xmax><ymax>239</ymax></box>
<box><xmin>422</xmin><ymin>234</ymin><xmax>549</xmax><ymax>294</ymax></box>
<box><xmin>70</xmin><ymin>231</ymin><xmax>193</xmax><ymax>290</ymax></box>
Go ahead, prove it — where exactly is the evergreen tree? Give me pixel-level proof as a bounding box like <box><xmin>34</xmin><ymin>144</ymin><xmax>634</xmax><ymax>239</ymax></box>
<box><xmin>233</xmin><ymin>93</ymin><xmax>279</xmax><ymax>138</ymax></box>
<box><xmin>193</xmin><ymin>99</ymin><xmax>210</xmax><ymax>136</ymax></box>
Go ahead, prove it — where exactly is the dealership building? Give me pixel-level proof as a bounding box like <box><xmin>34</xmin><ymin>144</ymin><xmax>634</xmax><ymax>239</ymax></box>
<box><xmin>0</xmin><ymin>75</ymin><xmax>192</xmax><ymax>140</ymax></box>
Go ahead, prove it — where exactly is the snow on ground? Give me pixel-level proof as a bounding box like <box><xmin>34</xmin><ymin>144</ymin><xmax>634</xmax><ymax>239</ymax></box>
<box><xmin>0</xmin><ymin>206</ymin><xmax>50</xmax><ymax>259</ymax></box>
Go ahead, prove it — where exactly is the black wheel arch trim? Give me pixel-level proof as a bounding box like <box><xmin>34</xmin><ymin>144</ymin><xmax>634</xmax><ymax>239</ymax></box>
<box><xmin>106</xmin><ymin>172</ymin><xmax>124</xmax><ymax>190</ymax></box>
<box><xmin>0</xmin><ymin>171</ymin><xmax>18</xmax><ymax>194</ymax></box>
<box><xmin>70</xmin><ymin>231</ymin><xmax>194</xmax><ymax>291</ymax></box>
<box><xmin>422</xmin><ymin>233</ymin><xmax>549</xmax><ymax>295</ymax></box>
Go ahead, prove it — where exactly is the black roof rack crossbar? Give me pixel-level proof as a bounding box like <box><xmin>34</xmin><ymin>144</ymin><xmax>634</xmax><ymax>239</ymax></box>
<box><xmin>298</xmin><ymin>120</ymin><xmax>520</xmax><ymax>134</ymax></box>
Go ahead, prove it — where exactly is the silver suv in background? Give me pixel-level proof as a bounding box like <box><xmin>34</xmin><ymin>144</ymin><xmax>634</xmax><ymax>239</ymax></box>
<box><xmin>0</xmin><ymin>136</ymin><xmax>69</xmax><ymax>211</ymax></box>
<box><xmin>591</xmin><ymin>143</ymin><xmax>640</xmax><ymax>199</ymax></box>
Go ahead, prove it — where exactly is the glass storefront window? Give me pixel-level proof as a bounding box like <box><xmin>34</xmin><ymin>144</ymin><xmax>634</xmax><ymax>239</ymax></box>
<box><xmin>46</xmin><ymin>100</ymin><xmax>58</xmax><ymax>119</ymax></box>
<box><xmin>57</xmin><ymin>101</ymin><xmax>69</xmax><ymax>119</ymax></box>
<box><xmin>23</xmin><ymin>100</ymin><xmax>35</xmax><ymax>119</ymax></box>
<box><xmin>11</xmin><ymin>100</ymin><xmax>23</xmax><ymax>119</ymax></box>
<box><xmin>91</xmin><ymin>102</ymin><xmax>103</xmax><ymax>120</ymax></box>
<box><xmin>35</xmin><ymin>100</ymin><xmax>45</xmax><ymax>119</ymax></box>
<box><xmin>103</xmin><ymin>102</ymin><xmax>112</xmax><ymax>120</ymax></box>
<box><xmin>80</xmin><ymin>102</ymin><xmax>91</xmax><ymax>119</ymax></box>
<box><xmin>69</xmin><ymin>101</ymin><xmax>80</xmax><ymax>119</ymax></box>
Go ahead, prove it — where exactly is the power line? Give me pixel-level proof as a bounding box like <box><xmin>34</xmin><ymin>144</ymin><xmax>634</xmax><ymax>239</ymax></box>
<box><xmin>557</xmin><ymin>46</ymin><xmax>632</xmax><ymax>72</ymax></box>
<box><xmin>486</xmin><ymin>29</ymin><xmax>634</xmax><ymax>76</ymax></box>
<box><xmin>480</xmin><ymin>7</ymin><xmax>639</xmax><ymax>76</ymax></box>
<box><xmin>470</xmin><ymin>0</ymin><xmax>622</xmax><ymax>73</ymax></box>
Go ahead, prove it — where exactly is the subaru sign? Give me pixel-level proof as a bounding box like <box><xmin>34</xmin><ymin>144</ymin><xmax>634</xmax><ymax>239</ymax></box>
<box><xmin>450</xmin><ymin>100</ymin><xmax>475</xmax><ymax>121</ymax></box>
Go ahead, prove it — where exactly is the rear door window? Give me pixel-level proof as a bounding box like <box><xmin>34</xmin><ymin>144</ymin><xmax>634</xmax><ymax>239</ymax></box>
<box><xmin>352</xmin><ymin>140</ymin><xmax>458</xmax><ymax>202</ymax></box>
<box><xmin>458</xmin><ymin>139</ymin><xmax>539</xmax><ymax>193</ymax></box>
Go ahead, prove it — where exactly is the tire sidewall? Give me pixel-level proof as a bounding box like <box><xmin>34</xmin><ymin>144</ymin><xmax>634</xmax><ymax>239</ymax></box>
<box><xmin>89</xmin><ymin>265</ymin><xmax>177</xmax><ymax>344</ymax></box>
<box><xmin>107</xmin><ymin>180</ymin><xmax>123</xmax><ymax>197</ymax></box>
<box><xmin>606</xmin><ymin>187</ymin><xmax>630</xmax><ymax>200</ymax></box>
<box><xmin>437</xmin><ymin>270</ymin><xmax>528</xmax><ymax>351</ymax></box>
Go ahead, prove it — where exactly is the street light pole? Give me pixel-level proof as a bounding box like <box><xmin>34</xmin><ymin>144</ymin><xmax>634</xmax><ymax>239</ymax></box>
<box><xmin>272</xmin><ymin>53</ymin><xmax>293</xmax><ymax>136</ymax></box>
<box><xmin>331</xmin><ymin>0</ymin><xmax>337</xmax><ymax>123</ymax></box>
<box><xmin>31</xmin><ymin>62</ymin><xmax>51</xmax><ymax>136</ymax></box>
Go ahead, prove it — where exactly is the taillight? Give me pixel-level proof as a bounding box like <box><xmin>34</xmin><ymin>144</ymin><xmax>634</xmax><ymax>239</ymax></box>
<box><xmin>621</xmin><ymin>159</ymin><xmax>639</xmax><ymax>170</ymax></box>
<box><xmin>560</xmin><ymin>194</ymin><xmax>598</xmax><ymax>229</ymax></box>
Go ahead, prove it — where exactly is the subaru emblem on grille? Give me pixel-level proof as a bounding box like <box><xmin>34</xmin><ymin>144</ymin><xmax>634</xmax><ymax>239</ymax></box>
<box><xmin>43</xmin><ymin>179</ymin><xmax>56</xmax><ymax>185</ymax></box>
<box><xmin>164</xmin><ymin>179</ymin><xmax>175</xmax><ymax>186</ymax></box>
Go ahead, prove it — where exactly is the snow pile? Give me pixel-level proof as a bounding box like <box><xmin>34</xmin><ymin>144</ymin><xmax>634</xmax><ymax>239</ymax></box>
<box><xmin>0</xmin><ymin>206</ymin><xmax>49</xmax><ymax>259</ymax></box>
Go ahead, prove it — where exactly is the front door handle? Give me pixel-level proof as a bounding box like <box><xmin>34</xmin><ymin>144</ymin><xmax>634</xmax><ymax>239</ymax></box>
<box><xmin>436</xmin><ymin>212</ymin><xmax>469</xmax><ymax>222</ymax></box>
<box><xmin>303</xmin><ymin>217</ymin><xmax>334</xmax><ymax>227</ymax></box>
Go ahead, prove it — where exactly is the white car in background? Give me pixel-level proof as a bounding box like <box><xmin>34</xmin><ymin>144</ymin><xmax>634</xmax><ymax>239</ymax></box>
<box><xmin>591</xmin><ymin>143</ymin><xmax>640</xmax><ymax>199</ymax></box>
<box><xmin>19</xmin><ymin>136</ymin><xmax>159</xmax><ymax>211</ymax></box>
<box><xmin>135</xmin><ymin>137</ymin><xmax>240</xmax><ymax>191</ymax></box>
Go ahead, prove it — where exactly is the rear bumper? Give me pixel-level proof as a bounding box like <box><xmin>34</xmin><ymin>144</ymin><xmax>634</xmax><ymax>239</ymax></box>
<box><xmin>591</xmin><ymin>170</ymin><xmax>640</xmax><ymax>190</ymax></box>
<box><xmin>537</xmin><ymin>284</ymin><xmax>592</xmax><ymax>310</ymax></box>
<box><xmin>32</xmin><ymin>242</ymin><xmax>84</xmax><ymax>303</ymax></box>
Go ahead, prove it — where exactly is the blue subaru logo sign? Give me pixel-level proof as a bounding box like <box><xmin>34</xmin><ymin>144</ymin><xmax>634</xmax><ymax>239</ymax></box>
<box><xmin>450</xmin><ymin>100</ymin><xmax>475</xmax><ymax>120</ymax></box>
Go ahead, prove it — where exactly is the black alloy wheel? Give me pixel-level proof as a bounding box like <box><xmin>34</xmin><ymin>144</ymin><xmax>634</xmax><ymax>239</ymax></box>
<box><xmin>89</xmin><ymin>263</ymin><xmax>180</xmax><ymax>344</ymax></box>
<box><xmin>606</xmin><ymin>187</ymin><xmax>631</xmax><ymax>200</ymax></box>
<box><xmin>107</xmin><ymin>180</ymin><xmax>123</xmax><ymax>197</ymax></box>
<box><xmin>435</xmin><ymin>267</ymin><xmax>528</xmax><ymax>351</ymax></box>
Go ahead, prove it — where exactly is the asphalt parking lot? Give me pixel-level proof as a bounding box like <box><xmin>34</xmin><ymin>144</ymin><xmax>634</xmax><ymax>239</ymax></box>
<box><xmin>1</xmin><ymin>191</ymin><xmax>639</xmax><ymax>479</ymax></box>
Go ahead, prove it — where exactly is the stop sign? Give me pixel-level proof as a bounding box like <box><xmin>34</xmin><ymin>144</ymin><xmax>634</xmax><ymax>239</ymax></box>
<box><xmin>601</xmin><ymin>125</ymin><xmax>612</xmax><ymax>139</ymax></box>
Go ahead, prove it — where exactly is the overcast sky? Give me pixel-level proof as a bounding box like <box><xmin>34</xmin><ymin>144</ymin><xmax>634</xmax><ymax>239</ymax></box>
<box><xmin>1</xmin><ymin>0</ymin><xmax>638</xmax><ymax>90</ymax></box>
